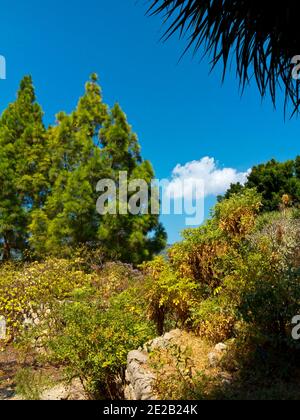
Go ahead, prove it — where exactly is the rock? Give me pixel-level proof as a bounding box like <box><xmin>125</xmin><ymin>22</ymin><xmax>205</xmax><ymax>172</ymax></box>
<box><xmin>40</xmin><ymin>379</ymin><xmax>86</xmax><ymax>401</ymax></box>
<box><xmin>125</xmin><ymin>350</ymin><xmax>156</xmax><ymax>400</ymax></box>
<box><xmin>215</xmin><ymin>343</ymin><xmax>227</xmax><ymax>353</ymax></box>
<box><xmin>125</xmin><ymin>331</ymin><xmax>231</xmax><ymax>400</ymax></box>
<box><xmin>164</xmin><ymin>329</ymin><xmax>182</xmax><ymax>341</ymax></box>
<box><xmin>124</xmin><ymin>330</ymin><xmax>183</xmax><ymax>400</ymax></box>
<box><xmin>124</xmin><ymin>383</ymin><xmax>136</xmax><ymax>400</ymax></box>
<box><xmin>208</xmin><ymin>344</ymin><xmax>227</xmax><ymax>367</ymax></box>
<box><xmin>208</xmin><ymin>351</ymin><xmax>219</xmax><ymax>368</ymax></box>
<box><xmin>128</xmin><ymin>350</ymin><xmax>148</xmax><ymax>365</ymax></box>
<box><xmin>9</xmin><ymin>379</ymin><xmax>87</xmax><ymax>401</ymax></box>
<box><xmin>143</xmin><ymin>330</ymin><xmax>182</xmax><ymax>353</ymax></box>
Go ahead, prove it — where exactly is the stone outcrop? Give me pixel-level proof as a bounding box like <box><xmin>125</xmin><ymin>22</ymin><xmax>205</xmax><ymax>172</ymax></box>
<box><xmin>124</xmin><ymin>330</ymin><xmax>230</xmax><ymax>400</ymax></box>
<box><xmin>208</xmin><ymin>342</ymin><xmax>228</xmax><ymax>368</ymax></box>
<box><xmin>124</xmin><ymin>351</ymin><xmax>156</xmax><ymax>400</ymax></box>
<box><xmin>124</xmin><ymin>329</ymin><xmax>182</xmax><ymax>400</ymax></box>
<box><xmin>10</xmin><ymin>379</ymin><xmax>87</xmax><ymax>401</ymax></box>
<box><xmin>40</xmin><ymin>379</ymin><xmax>86</xmax><ymax>400</ymax></box>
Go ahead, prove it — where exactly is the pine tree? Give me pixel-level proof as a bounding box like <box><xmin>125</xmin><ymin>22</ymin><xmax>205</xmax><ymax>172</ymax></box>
<box><xmin>30</xmin><ymin>75</ymin><xmax>107</xmax><ymax>255</ymax></box>
<box><xmin>0</xmin><ymin>76</ymin><xmax>46</xmax><ymax>259</ymax></box>
<box><xmin>295</xmin><ymin>156</ymin><xmax>300</xmax><ymax>179</ymax></box>
<box><xmin>98</xmin><ymin>103</ymin><xmax>167</xmax><ymax>264</ymax></box>
<box><xmin>29</xmin><ymin>75</ymin><xmax>167</xmax><ymax>262</ymax></box>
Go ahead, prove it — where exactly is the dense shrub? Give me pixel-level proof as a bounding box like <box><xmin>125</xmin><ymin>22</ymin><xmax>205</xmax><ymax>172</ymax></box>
<box><xmin>141</xmin><ymin>257</ymin><xmax>199</xmax><ymax>335</ymax></box>
<box><xmin>10</xmin><ymin>261</ymin><xmax>155</xmax><ymax>398</ymax></box>
<box><xmin>221</xmin><ymin>211</ymin><xmax>300</xmax><ymax>345</ymax></box>
<box><xmin>169</xmin><ymin>190</ymin><xmax>262</xmax><ymax>293</ymax></box>
<box><xmin>0</xmin><ymin>258</ymin><xmax>93</xmax><ymax>339</ymax></box>
<box><xmin>2</xmin><ymin>189</ymin><xmax>299</xmax><ymax>401</ymax></box>
<box><xmin>41</xmin><ymin>285</ymin><xmax>155</xmax><ymax>398</ymax></box>
<box><xmin>165</xmin><ymin>190</ymin><xmax>300</xmax><ymax>347</ymax></box>
<box><xmin>191</xmin><ymin>297</ymin><xmax>236</xmax><ymax>343</ymax></box>
<box><xmin>214</xmin><ymin>188</ymin><xmax>262</xmax><ymax>240</ymax></box>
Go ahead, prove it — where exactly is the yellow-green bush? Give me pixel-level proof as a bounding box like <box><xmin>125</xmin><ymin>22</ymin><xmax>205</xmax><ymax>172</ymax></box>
<box><xmin>0</xmin><ymin>258</ymin><xmax>94</xmax><ymax>339</ymax></box>
<box><xmin>141</xmin><ymin>257</ymin><xmax>199</xmax><ymax>335</ymax></box>
<box><xmin>191</xmin><ymin>298</ymin><xmax>236</xmax><ymax>343</ymax></box>
<box><xmin>7</xmin><ymin>260</ymin><xmax>155</xmax><ymax>398</ymax></box>
<box><xmin>157</xmin><ymin>190</ymin><xmax>300</xmax><ymax>349</ymax></box>
<box><xmin>33</xmin><ymin>282</ymin><xmax>155</xmax><ymax>398</ymax></box>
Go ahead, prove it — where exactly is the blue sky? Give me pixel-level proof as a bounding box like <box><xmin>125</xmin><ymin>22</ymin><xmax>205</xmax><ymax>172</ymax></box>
<box><xmin>0</xmin><ymin>0</ymin><xmax>299</xmax><ymax>242</ymax></box>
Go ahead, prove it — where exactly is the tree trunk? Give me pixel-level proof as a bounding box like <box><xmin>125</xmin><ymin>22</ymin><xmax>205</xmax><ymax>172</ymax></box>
<box><xmin>2</xmin><ymin>237</ymin><xmax>11</xmax><ymax>261</ymax></box>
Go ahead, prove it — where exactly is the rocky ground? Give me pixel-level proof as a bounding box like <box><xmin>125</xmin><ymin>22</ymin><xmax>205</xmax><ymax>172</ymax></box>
<box><xmin>1</xmin><ymin>331</ymin><xmax>229</xmax><ymax>401</ymax></box>
<box><xmin>0</xmin><ymin>346</ymin><xmax>19</xmax><ymax>400</ymax></box>
<box><xmin>124</xmin><ymin>329</ymin><xmax>230</xmax><ymax>400</ymax></box>
<box><xmin>0</xmin><ymin>345</ymin><xmax>86</xmax><ymax>400</ymax></box>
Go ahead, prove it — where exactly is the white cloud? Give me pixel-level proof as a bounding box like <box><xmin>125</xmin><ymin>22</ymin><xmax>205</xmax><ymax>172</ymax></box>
<box><xmin>165</xmin><ymin>157</ymin><xmax>250</xmax><ymax>200</ymax></box>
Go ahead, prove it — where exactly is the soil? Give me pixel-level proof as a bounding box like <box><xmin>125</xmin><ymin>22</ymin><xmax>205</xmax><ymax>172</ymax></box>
<box><xmin>0</xmin><ymin>345</ymin><xmax>20</xmax><ymax>400</ymax></box>
<box><xmin>0</xmin><ymin>345</ymin><xmax>86</xmax><ymax>400</ymax></box>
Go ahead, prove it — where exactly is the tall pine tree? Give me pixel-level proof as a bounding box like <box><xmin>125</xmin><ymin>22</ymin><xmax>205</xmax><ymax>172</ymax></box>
<box><xmin>30</xmin><ymin>75</ymin><xmax>107</xmax><ymax>255</ymax></box>
<box><xmin>28</xmin><ymin>75</ymin><xmax>166</xmax><ymax>262</ymax></box>
<box><xmin>98</xmin><ymin>103</ymin><xmax>166</xmax><ymax>263</ymax></box>
<box><xmin>0</xmin><ymin>76</ymin><xmax>46</xmax><ymax>259</ymax></box>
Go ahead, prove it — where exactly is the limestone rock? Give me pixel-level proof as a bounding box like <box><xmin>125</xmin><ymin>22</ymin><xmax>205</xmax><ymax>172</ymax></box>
<box><xmin>208</xmin><ymin>351</ymin><xmax>219</xmax><ymax>368</ymax></box>
<box><xmin>40</xmin><ymin>379</ymin><xmax>86</xmax><ymax>401</ymax></box>
<box><xmin>208</xmin><ymin>343</ymin><xmax>228</xmax><ymax>367</ymax></box>
<box><xmin>215</xmin><ymin>343</ymin><xmax>227</xmax><ymax>353</ymax></box>
<box><xmin>124</xmin><ymin>329</ymin><xmax>183</xmax><ymax>400</ymax></box>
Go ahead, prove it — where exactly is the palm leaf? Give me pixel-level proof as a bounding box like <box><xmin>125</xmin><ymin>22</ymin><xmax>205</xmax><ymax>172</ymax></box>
<box><xmin>148</xmin><ymin>0</ymin><xmax>300</xmax><ymax>115</ymax></box>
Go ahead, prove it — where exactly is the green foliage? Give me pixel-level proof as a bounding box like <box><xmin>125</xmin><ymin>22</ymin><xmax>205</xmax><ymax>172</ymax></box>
<box><xmin>5</xmin><ymin>260</ymin><xmax>155</xmax><ymax>398</ymax></box>
<box><xmin>15</xmin><ymin>368</ymin><xmax>53</xmax><ymax>400</ymax></box>
<box><xmin>42</xmin><ymin>280</ymin><xmax>155</xmax><ymax>398</ymax></box>
<box><xmin>149</xmin><ymin>343</ymin><xmax>196</xmax><ymax>400</ymax></box>
<box><xmin>221</xmin><ymin>211</ymin><xmax>300</xmax><ymax>345</ymax></box>
<box><xmin>165</xmin><ymin>190</ymin><xmax>300</xmax><ymax>347</ymax></box>
<box><xmin>222</xmin><ymin>157</ymin><xmax>300</xmax><ymax>212</ymax></box>
<box><xmin>168</xmin><ymin>190</ymin><xmax>262</xmax><ymax>296</ymax></box>
<box><xmin>141</xmin><ymin>257</ymin><xmax>199</xmax><ymax>335</ymax></box>
<box><xmin>142</xmin><ymin>190</ymin><xmax>300</xmax><ymax>399</ymax></box>
<box><xmin>0</xmin><ymin>75</ymin><xmax>166</xmax><ymax>264</ymax></box>
<box><xmin>148</xmin><ymin>334</ymin><xmax>221</xmax><ymax>400</ymax></box>
<box><xmin>0</xmin><ymin>256</ymin><xmax>159</xmax><ymax>400</ymax></box>
<box><xmin>0</xmin><ymin>76</ymin><xmax>46</xmax><ymax>260</ymax></box>
<box><xmin>1</xmin><ymin>187</ymin><xmax>299</xmax><ymax>401</ymax></box>
<box><xmin>0</xmin><ymin>258</ymin><xmax>94</xmax><ymax>339</ymax></box>
<box><xmin>191</xmin><ymin>297</ymin><xmax>236</xmax><ymax>344</ymax></box>
<box><xmin>95</xmin><ymin>103</ymin><xmax>167</xmax><ymax>264</ymax></box>
<box><xmin>214</xmin><ymin>188</ymin><xmax>262</xmax><ymax>239</ymax></box>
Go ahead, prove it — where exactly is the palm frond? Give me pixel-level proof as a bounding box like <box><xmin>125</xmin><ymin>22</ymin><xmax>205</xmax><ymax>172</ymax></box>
<box><xmin>148</xmin><ymin>0</ymin><xmax>300</xmax><ymax>116</ymax></box>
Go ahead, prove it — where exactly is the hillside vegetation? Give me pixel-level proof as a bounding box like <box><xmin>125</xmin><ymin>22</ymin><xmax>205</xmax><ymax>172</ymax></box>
<box><xmin>1</xmin><ymin>187</ymin><xmax>299</xmax><ymax>399</ymax></box>
<box><xmin>0</xmin><ymin>78</ymin><xmax>299</xmax><ymax>400</ymax></box>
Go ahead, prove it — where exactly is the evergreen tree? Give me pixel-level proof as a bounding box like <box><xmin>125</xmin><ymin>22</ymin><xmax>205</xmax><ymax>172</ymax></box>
<box><xmin>28</xmin><ymin>75</ymin><xmax>166</xmax><ymax>262</ymax></box>
<box><xmin>98</xmin><ymin>103</ymin><xmax>167</xmax><ymax>264</ymax></box>
<box><xmin>296</xmin><ymin>156</ymin><xmax>300</xmax><ymax>179</ymax></box>
<box><xmin>30</xmin><ymin>75</ymin><xmax>107</xmax><ymax>255</ymax></box>
<box><xmin>0</xmin><ymin>76</ymin><xmax>46</xmax><ymax>259</ymax></box>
